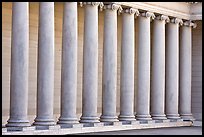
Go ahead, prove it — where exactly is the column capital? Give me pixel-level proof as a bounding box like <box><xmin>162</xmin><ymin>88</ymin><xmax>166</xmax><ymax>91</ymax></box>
<box><xmin>79</xmin><ymin>2</ymin><xmax>104</xmax><ymax>11</ymax></box>
<box><xmin>103</xmin><ymin>3</ymin><xmax>123</xmax><ymax>13</ymax></box>
<box><xmin>122</xmin><ymin>8</ymin><xmax>139</xmax><ymax>15</ymax></box>
<box><xmin>183</xmin><ymin>20</ymin><xmax>197</xmax><ymax>28</ymax></box>
<box><xmin>170</xmin><ymin>18</ymin><xmax>183</xmax><ymax>26</ymax></box>
<box><xmin>140</xmin><ymin>11</ymin><xmax>155</xmax><ymax>20</ymax></box>
<box><xmin>155</xmin><ymin>15</ymin><xmax>170</xmax><ymax>23</ymax></box>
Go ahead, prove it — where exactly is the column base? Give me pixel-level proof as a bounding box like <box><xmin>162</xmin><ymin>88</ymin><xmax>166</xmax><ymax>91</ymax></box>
<box><xmin>136</xmin><ymin>114</ymin><xmax>152</xmax><ymax>121</ymax></box>
<box><xmin>57</xmin><ymin>117</ymin><xmax>79</xmax><ymax>124</ymax></box>
<box><xmin>6</xmin><ymin>118</ymin><xmax>30</xmax><ymax>127</ymax></box>
<box><xmin>151</xmin><ymin>114</ymin><xmax>167</xmax><ymax>120</ymax></box>
<box><xmin>79</xmin><ymin>116</ymin><xmax>100</xmax><ymax>123</ymax></box>
<box><xmin>118</xmin><ymin>115</ymin><xmax>136</xmax><ymax>121</ymax></box>
<box><xmin>180</xmin><ymin>114</ymin><xmax>195</xmax><ymax>121</ymax></box>
<box><xmin>100</xmin><ymin>115</ymin><xmax>119</xmax><ymax>122</ymax></box>
<box><xmin>33</xmin><ymin>117</ymin><xmax>55</xmax><ymax>126</ymax></box>
<box><xmin>166</xmin><ymin>114</ymin><xmax>181</xmax><ymax>119</ymax></box>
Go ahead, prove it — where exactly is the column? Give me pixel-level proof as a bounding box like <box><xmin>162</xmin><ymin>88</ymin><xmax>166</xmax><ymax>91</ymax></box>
<box><xmin>179</xmin><ymin>20</ymin><xmax>196</xmax><ymax>121</ymax></box>
<box><xmin>118</xmin><ymin>8</ymin><xmax>139</xmax><ymax>121</ymax></box>
<box><xmin>79</xmin><ymin>2</ymin><xmax>103</xmax><ymax>123</ymax></box>
<box><xmin>33</xmin><ymin>2</ymin><xmax>55</xmax><ymax>126</ymax></box>
<box><xmin>100</xmin><ymin>4</ymin><xmax>122</xmax><ymax>122</ymax></box>
<box><xmin>150</xmin><ymin>15</ymin><xmax>169</xmax><ymax>120</ymax></box>
<box><xmin>136</xmin><ymin>12</ymin><xmax>155</xmax><ymax>121</ymax></box>
<box><xmin>6</xmin><ymin>2</ymin><xmax>30</xmax><ymax>127</ymax></box>
<box><xmin>165</xmin><ymin>18</ymin><xmax>183</xmax><ymax>119</ymax></box>
<box><xmin>57</xmin><ymin>2</ymin><xmax>78</xmax><ymax>124</ymax></box>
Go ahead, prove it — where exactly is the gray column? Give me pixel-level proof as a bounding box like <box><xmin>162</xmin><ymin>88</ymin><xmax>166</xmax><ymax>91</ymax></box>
<box><xmin>100</xmin><ymin>4</ymin><xmax>122</xmax><ymax>122</ymax></box>
<box><xmin>165</xmin><ymin>18</ymin><xmax>183</xmax><ymax>119</ymax></box>
<box><xmin>6</xmin><ymin>2</ymin><xmax>30</xmax><ymax>127</ymax></box>
<box><xmin>179</xmin><ymin>21</ymin><xmax>196</xmax><ymax>121</ymax></box>
<box><xmin>118</xmin><ymin>8</ymin><xmax>139</xmax><ymax>121</ymax></box>
<box><xmin>33</xmin><ymin>2</ymin><xmax>55</xmax><ymax>126</ymax></box>
<box><xmin>136</xmin><ymin>12</ymin><xmax>155</xmax><ymax>121</ymax></box>
<box><xmin>57</xmin><ymin>2</ymin><xmax>78</xmax><ymax>124</ymax></box>
<box><xmin>150</xmin><ymin>15</ymin><xmax>169</xmax><ymax>120</ymax></box>
<box><xmin>79</xmin><ymin>2</ymin><xmax>103</xmax><ymax>123</ymax></box>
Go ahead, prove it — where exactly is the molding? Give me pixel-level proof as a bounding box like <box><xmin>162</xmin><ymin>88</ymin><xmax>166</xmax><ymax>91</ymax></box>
<box><xmin>190</xmin><ymin>14</ymin><xmax>202</xmax><ymax>21</ymax></box>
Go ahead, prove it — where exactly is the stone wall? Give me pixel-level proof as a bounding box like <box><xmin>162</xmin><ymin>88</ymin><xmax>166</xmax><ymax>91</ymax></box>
<box><xmin>192</xmin><ymin>20</ymin><xmax>202</xmax><ymax>121</ymax></box>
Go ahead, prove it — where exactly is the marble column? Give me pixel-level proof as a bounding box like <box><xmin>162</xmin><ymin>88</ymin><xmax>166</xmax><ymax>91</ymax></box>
<box><xmin>33</xmin><ymin>2</ymin><xmax>55</xmax><ymax>126</ymax></box>
<box><xmin>150</xmin><ymin>15</ymin><xmax>169</xmax><ymax>120</ymax></box>
<box><xmin>179</xmin><ymin>21</ymin><xmax>196</xmax><ymax>121</ymax></box>
<box><xmin>6</xmin><ymin>2</ymin><xmax>30</xmax><ymax>127</ymax></box>
<box><xmin>79</xmin><ymin>2</ymin><xmax>103</xmax><ymax>123</ymax></box>
<box><xmin>118</xmin><ymin>8</ymin><xmax>139</xmax><ymax>121</ymax></box>
<box><xmin>57</xmin><ymin>2</ymin><xmax>78</xmax><ymax>124</ymax></box>
<box><xmin>100</xmin><ymin>4</ymin><xmax>122</xmax><ymax>122</ymax></box>
<box><xmin>136</xmin><ymin>12</ymin><xmax>155</xmax><ymax>121</ymax></box>
<box><xmin>165</xmin><ymin>18</ymin><xmax>183</xmax><ymax>119</ymax></box>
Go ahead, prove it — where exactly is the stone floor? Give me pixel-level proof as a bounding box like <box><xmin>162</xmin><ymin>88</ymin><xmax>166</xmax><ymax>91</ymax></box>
<box><xmin>76</xmin><ymin>126</ymin><xmax>202</xmax><ymax>135</ymax></box>
<box><xmin>2</xmin><ymin>120</ymin><xmax>201</xmax><ymax>135</ymax></box>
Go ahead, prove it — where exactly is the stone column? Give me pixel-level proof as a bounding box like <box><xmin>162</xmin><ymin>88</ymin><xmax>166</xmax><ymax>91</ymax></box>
<box><xmin>136</xmin><ymin>12</ymin><xmax>155</xmax><ymax>121</ymax></box>
<box><xmin>57</xmin><ymin>2</ymin><xmax>78</xmax><ymax>124</ymax></box>
<box><xmin>33</xmin><ymin>2</ymin><xmax>55</xmax><ymax>126</ymax></box>
<box><xmin>100</xmin><ymin>4</ymin><xmax>122</xmax><ymax>122</ymax></box>
<box><xmin>79</xmin><ymin>2</ymin><xmax>103</xmax><ymax>123</ymax></box>
<box><xmin>179</xmin><ymin>21</ymin><xmax>196</xmax><ymax>121</ymax></box>
<box><xmin>118</xmin><ymin>8</ymin><xmax>139</xmax><ymax>121</ymax></box>
<box><xmin>6</xmin><ymin>2</ymin><xmax>30</xmax><ymax>127</ymax></box>
<box><xmin>165</xmin><ymin>18</ymin><xmax>183</xmax><ymax>119</ymax></box>
<box><xmin>150</xmin><ymin>15</ymin><xmax>169</xmax><ymax>120</ymax></box>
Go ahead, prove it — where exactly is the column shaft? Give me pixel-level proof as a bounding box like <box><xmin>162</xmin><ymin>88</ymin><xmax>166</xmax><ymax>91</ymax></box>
<box><xmin>179</xmin><ymin>24</ymin><xmax>194</xmax><ymax>120</ymax></box>
<box><xmin>151</xmin><ymin>16</ymin><xmax>167</xmax><ymax>120</ymax></box>
<box><xmin>6</xmin><ymin>2</ymin><xmax>30</xmax><ymax>127</ymax></box>
<box><xmin>80</xmin><ymin>3</ymin><xmax>100</xmax><ymax>123</ymax></box>
<box><xmin>118</xmin><ymin>9</ymin><xmax>136</xmax><ymax>121</ymax></box>
<box><xmin>100</xmin><ymin>4</ymin><xmax>119</xmax><ymax>122</ymax></box>
<box><xmin>136</xmin><ymin>13</ymin><xmax>152</xmax><ymax>121</ymax></box>
<box><xmin>165</xmin><ymin>19</ymin><xmax>181</xmax><ymax>119</ymax></box>
<box><xmin>33</xmin><ymin>2</ymin><xmax>55</xmax><ymax>126</ymax></box>
<box><xmin>58</xmin><ymin>2</ymin><xmax>78</xmax><ymax>124</ymax></box>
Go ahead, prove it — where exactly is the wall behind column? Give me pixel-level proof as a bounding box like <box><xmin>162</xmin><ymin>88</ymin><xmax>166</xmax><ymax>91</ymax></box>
<box><xmin>192</xmin><ymin>20</ymin><xmax>202</xmax><ymax>121</ymax></box>
<box><xmin>2</xmin><ymin>2</ymin><xmax>124</xmax><ymax>124</ymax></box>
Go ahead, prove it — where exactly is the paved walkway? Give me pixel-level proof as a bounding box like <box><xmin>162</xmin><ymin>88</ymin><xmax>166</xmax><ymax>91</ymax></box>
<box><xmin>77</xmin><ymin>126</ymin><xmax>202</xmax><ymax>135</ymax></box>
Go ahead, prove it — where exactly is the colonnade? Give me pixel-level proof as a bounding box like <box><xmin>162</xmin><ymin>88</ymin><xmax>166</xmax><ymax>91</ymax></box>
<box><xmin>6</xmin><ymin>2</ymin><xmax>196</xmax><ymax>127</ymax></box>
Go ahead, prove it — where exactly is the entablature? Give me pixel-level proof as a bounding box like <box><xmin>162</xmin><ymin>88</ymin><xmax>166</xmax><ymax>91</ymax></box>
<box><xmin>106</xmin><ymin>2</ymin><xmax>202</xmax><ymax>21</ymax></box>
